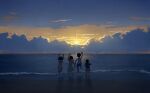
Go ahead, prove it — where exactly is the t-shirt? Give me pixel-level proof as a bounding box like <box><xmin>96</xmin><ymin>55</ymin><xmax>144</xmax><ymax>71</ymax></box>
<box><xmin>76</xmin><ymin>58</ymin><xmax>82</xmax><ymax>65</ymax></box>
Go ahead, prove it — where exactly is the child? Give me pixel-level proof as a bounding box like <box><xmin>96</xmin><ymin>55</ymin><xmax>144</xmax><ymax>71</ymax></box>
<box><xmin>57</xmin><ymin>54</ymin><xmax>64</xmax><ymax>75</ymax></box>
<box><xmin>75</xmin><ymin>52</ymin><xmax>83</xmax><ymax>72</ymax></box>
<box><xmin>85</xmin><ymin>59</ymin><xmax>91</xmax><ymax>77</ymax></box>
<box><xmin>68</xmin><ymin>55</ymin><xmax>74</xmax><ymax>73</ymax></box>
<box><xmin>67</xmin><ymin>55</ymin><xmax>75</xmax><ymax>79</ymax></box>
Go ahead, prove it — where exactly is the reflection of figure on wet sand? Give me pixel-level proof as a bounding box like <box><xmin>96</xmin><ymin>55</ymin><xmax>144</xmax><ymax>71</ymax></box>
<box><xmin>84</xmin><ymin>75</ymin><xmax>93</xmax><ymax>93</ymax></box>
<box><xmin>76</xmin><ymin>73</ymin><xmax>83</xmax><ymax>92</ymax></box>
<box><xmin>67</xmin><ymin>77</ymin><xmax>75</xmax><ymax>93</ymax></box>
<box><xmin>55</xmin><ymin>78</ymin><xmax>64</xmax><ymax>93</ymax></box>
<box><xmin>56</xmin><ymin>76</ymin><xmax>75</xmax><ymax>93</ymax></box>
<box><xmin>57</xmin><ymin>54</ymin><xmax>64</xmax><ymax>77</ymax></box>
<box><xmin>67</xmin><ymin>54</ymin><xmax>75</xmax><ymax>80</ymax></box>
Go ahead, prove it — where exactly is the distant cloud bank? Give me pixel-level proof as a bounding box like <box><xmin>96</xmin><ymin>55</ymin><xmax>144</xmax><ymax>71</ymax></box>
<box><xmin>0</xmin><ymin>25</ymin><xmax>148</xmax><ymax>46</ymax></box>
<box><xmin>0</xmin><ymin>28</ymin><xmax>149</xmax><ymax>53</ymax></box>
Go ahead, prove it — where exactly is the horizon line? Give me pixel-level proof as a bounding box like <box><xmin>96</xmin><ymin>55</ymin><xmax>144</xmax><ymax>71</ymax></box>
<box><xmin>0</xmin><ymin>52</ymin><xmax>149</xmax><ymax>55</ymax></box>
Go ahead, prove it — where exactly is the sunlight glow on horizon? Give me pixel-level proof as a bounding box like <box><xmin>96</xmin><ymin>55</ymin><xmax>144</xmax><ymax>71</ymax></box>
<box><xmin>55</xmin><ymin>34</ymin><xmax>93</xmax><ymax>46</ymax></box>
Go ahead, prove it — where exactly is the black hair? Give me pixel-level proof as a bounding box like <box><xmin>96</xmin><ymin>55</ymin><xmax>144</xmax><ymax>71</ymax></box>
<box><xmin>77</xmin><ymin>53</ymin><xmax>81</xmax><ymax>57</ymax></box>
<box><xmin>86</xmin><ymin>59</ymin><xmax>89</xmax><ymax>63</ymax></box>
<box><xmin>69</xmin><ymin>56</ymin><xmax>73</xmax><ymax>60</ymax></box>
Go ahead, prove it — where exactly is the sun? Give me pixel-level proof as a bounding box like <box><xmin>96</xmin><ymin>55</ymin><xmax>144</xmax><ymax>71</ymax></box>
<box><xmin>53</xmin><ymin>32</ymin><xmax>92</xmax><ymax>46</ymax></box>
<box><xmin>74</xmin><ymin>39</ymin><xmax>81</xmax><ymax>45</ymax></box>
<box><xmin>64</xmin><ymin>38</ymin><xmax>90</xmax><ymax>46</ymax></box>
<box><xmin>65</xmin><ymin>39</ymin><xmax>82</xmax><ymax>46</ymax></box>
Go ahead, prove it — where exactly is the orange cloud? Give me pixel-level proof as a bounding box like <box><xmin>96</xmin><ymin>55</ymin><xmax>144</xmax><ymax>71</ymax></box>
<box><xmin>3</xmin><ymin>11</ymin><xmax>17</xmax><ymax>22</ymax></box>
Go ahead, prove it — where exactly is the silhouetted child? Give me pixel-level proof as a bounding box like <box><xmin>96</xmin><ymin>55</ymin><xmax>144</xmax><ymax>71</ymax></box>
<box><xmin>85</xmin><ymin>59</ymin><xmax>91</xmax><ymax>77</ymax></box>
<box><xmin>57</xmin><ymin>54</ymin><xmax>64</xmax><ymax>75</ymax></box>
<box><xmin>67</xmin><ymin>55</ymin><xmax>75</xmax><ymax>79</ymax></box>
<box><xmin>68</xmin><ymin>55</ymin><xmax>74</xmax><ymax>73</ymax></box>
<box><xmin>75</xmin><ymin>52</ymin><xmax>83</xmax><ymax>72</ymax></box>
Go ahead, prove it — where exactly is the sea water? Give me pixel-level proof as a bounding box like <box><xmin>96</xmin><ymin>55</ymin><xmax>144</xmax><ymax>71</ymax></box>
<box><xmin>0</xmin><ymin>54</ymin><xmax>150</xmax><ymax>80</ymax></box>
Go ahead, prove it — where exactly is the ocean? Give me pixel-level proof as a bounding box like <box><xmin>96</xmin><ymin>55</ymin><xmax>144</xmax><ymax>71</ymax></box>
<box><xmin>0</xmin><ymin>54</ymin><xmax>150</xmax><ymax>79</ymax></box>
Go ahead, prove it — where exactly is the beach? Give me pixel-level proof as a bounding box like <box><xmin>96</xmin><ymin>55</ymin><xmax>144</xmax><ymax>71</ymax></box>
<box><xmin>0</xmin><ymin>54</ymin><xmax>150</xmax><ymax>93</ymax></box>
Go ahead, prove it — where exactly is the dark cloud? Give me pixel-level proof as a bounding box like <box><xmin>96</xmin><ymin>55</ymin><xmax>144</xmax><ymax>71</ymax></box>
<box><xmin>0</xmin><ymin>33</ymin><xmax>70</xmax><ymax>53</ymax></box>
<box><xmin>85</xmin><ymin>28</ymin><xmax>150</xmax><ymax>53</ymax></box>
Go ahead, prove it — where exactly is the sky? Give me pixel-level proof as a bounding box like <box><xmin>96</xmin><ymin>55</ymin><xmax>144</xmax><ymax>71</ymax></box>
<box><xmin>0</xmin><ymin>0</ymin><xmax>150</xmax><ymax>52</ymax></box>
<box><xmin>0</xmin><ymin>0</ymin><xmax>150</xmax><ymax>26</ymax></box>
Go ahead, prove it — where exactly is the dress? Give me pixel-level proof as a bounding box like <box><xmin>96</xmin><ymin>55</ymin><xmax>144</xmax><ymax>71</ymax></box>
<box><xmin>68</xmin><ymin>59</ymin><xmax>74</xmax><ymax>73</ymax></box>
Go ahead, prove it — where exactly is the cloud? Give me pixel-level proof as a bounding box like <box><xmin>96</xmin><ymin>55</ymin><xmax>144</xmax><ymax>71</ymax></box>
<box><xmin>85</xmin><ymin>28</ymin><xmax>150</xmax><ymax>53</ymax></box>
<box><xmin>49</xmin><ymin>19</ymin><xmax>72</xmax><ymax>23</ymax></box>
<box><xmin>0</xmin><ymin>32</ymin><xmax>70</xmax><ymax>53</ymax></box>
<box><xmin>130</xmin><ymin>17</ymin><xmax>150</xmax><ymax>22</ymax></box>
<box><xmin>0</xmin><ymin>24</ymin><xmax>148</xmax><ymax>46</ymax></box>
<box><xmin>0</xmin><ymin>28</ymin><xmax>149</xmax><ymax>53</ymax></box>
<box><xmin>3</xmin><ymin>15</ymin><xmax>16</xmax><ymax>22</ymax></box>
<box><xmin>2</xmin><ymin>11</ymin><xmax>18</xmax><ymax>22</ymax></box>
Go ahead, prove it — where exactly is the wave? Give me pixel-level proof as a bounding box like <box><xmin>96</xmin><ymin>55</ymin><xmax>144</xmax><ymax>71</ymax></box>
<box><xmin>91</xmin><ymin>69</ymin><xmax>150</xmax><ymax>74</ymax></box>
<box><xmin>0</xmin><ymin>72</ymin><xmax>57</xmax><ymax>76</ymax></box>
<box><xmin>0</xmin><ymin>69</ymin><xmax>150</xmax><ymax>76</ymax></box>
<box><xmin>91</xmin><ymin>69</ymin><xmax>124</xmax><ymax>72</ymax></box>
<box><xmin>139</xmin><ymin>70</ymin><xmax>150</xmax><ymax>74</ymax></box>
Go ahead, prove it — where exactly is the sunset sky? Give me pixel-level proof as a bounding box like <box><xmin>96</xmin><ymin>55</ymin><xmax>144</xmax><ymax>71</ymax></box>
<box><xmin>0</xmin><ymin>0</ymin><xmax>150</xmax><ymax>52</ymax></box>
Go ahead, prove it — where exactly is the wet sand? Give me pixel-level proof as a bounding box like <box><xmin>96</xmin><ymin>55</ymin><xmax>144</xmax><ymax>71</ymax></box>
<box><xmin>0</xmin><ymin>79</ymin><xmax>150</xmax><ymax>93</ymax></box>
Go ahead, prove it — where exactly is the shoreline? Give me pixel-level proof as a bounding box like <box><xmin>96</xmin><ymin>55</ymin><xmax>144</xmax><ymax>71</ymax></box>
<box><xmin>0</xmin><ymin>52</ymin><xmax>150</xmax><ymax>55</ymax></box>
